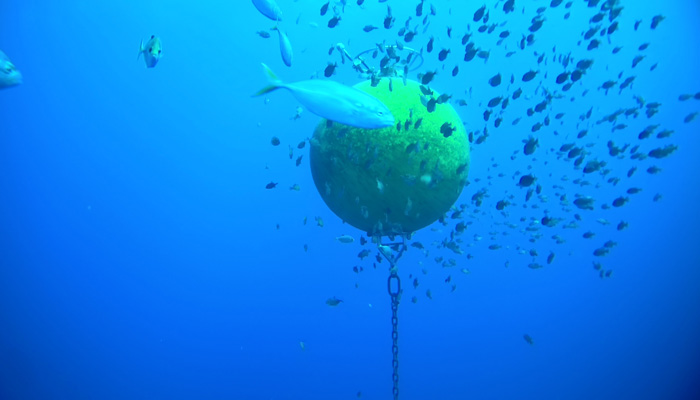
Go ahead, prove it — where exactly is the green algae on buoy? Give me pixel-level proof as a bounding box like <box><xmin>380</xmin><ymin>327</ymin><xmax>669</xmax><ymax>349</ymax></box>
<box><xmin>309</xmin><ymin>78</ymin><xmax>470</xmax><ymax>237</ymax></box>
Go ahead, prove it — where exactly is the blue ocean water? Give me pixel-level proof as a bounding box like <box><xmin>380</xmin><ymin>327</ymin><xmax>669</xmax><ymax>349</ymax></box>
<box><xmin>1</xmin><ymin>0</ymin><xmax>699</xmax><ymax>399</ymax></box>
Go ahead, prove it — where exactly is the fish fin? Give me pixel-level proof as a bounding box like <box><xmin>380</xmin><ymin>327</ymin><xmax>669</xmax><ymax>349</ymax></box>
<box><xmin>137</xmin><ymin>40</ymin><xmax>143</xmax><ymax>61</ymax></box>
<box><xmin>252</xmin><ymin>63</ymin><xmax>284</xmax><ymax>97</ymax></box>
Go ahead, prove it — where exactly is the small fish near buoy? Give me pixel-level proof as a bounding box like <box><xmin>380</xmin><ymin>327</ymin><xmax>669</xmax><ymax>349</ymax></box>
<box><xmin>0</xmin><ymin>50</ymin><xmax>22</xmax><ymax>89</ymax></box>
<box><xmin>137</xmin><ymin>35</ymin><xmax>162</xmax><ymax>68</ymax></box>
<box><xmin>335</xmin><ymin>234</ymin><xmax>354</xmax><ymax>244</ymax></box>
<box><xmin>251</xmin><ymin>0</ymin><xmax>283</xmax><ymax>21</ymax></box>
<box><xmin>271</xmin><ymin>26</ymin><xmax>293</xmax><ymax>67</ymax></box>
<box><xmin>326</xmin><ymin>297</ymin><xmax>343</xmax><ymax>306</ymax></box>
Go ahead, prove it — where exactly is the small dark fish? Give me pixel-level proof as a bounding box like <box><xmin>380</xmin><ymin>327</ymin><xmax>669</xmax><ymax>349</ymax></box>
<box><xmin>487</xmin><ymin>96</ymin><xmax>502</xmax><ymax>108</ymax></box>
<box><xmin>266</xmin><ymin>182</ymin><xmax>278</xmax><ymax>189</ymax></box>
<box><xmin>324</xmin><ymin>62</ymin><xmax>337</xmax><ymax>77</ymax></box>
<box><xmin>384</xmin><ymin>8</ymin><xmax>395</xmax><ymax>29</ymax></box>
<box><xmin>326</xmin><ymin>297</ymin><xmax>343</xmax><ymax>306</ymax></box>
<box><xmin>648</xmin><ymin>145</ymin><xmax>678</xmax><ymax>158</ymax></box>
<box><xmin>427</xmin><ymin>36</ymin><xmax>434</xmax><ymax>53</ymax></box>
<box><xmin>416</xmin><ymin>0</ymin><xmax>423</xmax><ymax>16</ymax></box>
<box><xmin>404</xmin><ymin>30</ymin><xmax>416</xmax><ymax>42</ymax></box>
<box><xmin>601</xmin><ymin>80</ymin><xmax>617</xmax><ymax>90</ymax></box>
<box><xmin>574</xmin><ymin>197</ymin><xmax>594</xmax><ymax>211</ymax></box>
<box><xmin>495</xmin><ymin>200</ymin><xmax>509</xmax><ymax>210</ymax></box>
<box><xmin>583</xmin><ymin>160</ymin><xmax>605</xmax><ymax>173</ymax></box>
<box><xmin>438</xmin><ymin>48</ymin><xmax>450</xmax><ymax>61</ymax></box>
<box><xmin>452</xmin><ymin>66</ymin><xmax>459</xmax><ymax>76</ymax></box>
<box><xmin>584</xmin><ymin>26</ymin><xmax>599</xmax><ymax>40</ymax></box>
<box><xmin>420</xmin><ymin>71</ymin><xmax>436</xmax><ymax>85</ymax></box>
<box><xmin>547</xmin><ymin>252</ymin><xmax>555</xmax><ymax>264</ymax></box>
<box><xmin>320</xmin><ymin>2</ymin><xmax>329</xmax><ymax>16</ymax></box>
<box><xmin>517</xmin><ymin>174</ymin><xmax>536</xmax><ymax>187</ymax></box>
<box><xmin>522</xmin><ymin>70</ymin><xmax>538</xmax><ymax>82</ymax></box>
<box><xmin>363</xmin><ymin>25</ymin><xmax>378</xmax><ymax>32</ymax></box>
<box><xmin>256</xmin><ymin>30</ymin><xmax>271</xmax><ymax>38</ymax></box>
<box><xmin>426</xmin><ymin>97</ymin><xmax>437</xmax><ymax>112</ymax></box>
<box><xmin>576</xmin><ymin>59</ymin><xmax>594</xmax><ymax>70</ymax></box>
<box><xmin>647</xmin><ymin>166</ymin><xmax>662</xmax><ymax>175</ymax></box>
<box><xmin>593</xmin><ymin>248</ymin><xmax>609</xmax><ymax>257</ymax></box>
<box><xmin>612</xmin><ymin>197</ymin><xmax>628</xmax><ymax>207</ymax></box>
<box><xmin>464</xmin><ymin>47</ymin><xmax>477</xmax><ymax>62</ymax></box>
<box><xmin>461</xmin><ymin>33</ymin><xmax>471</xmax><ymax>45</ymax></box>
<box><xmin>523</xmin><ymin>136</ymin><xmax>538</xmax><ymax>155</ymax></box>
<box><xmin>503</xmin><ymin>0</ymin><xmax>515</xmax><ymax>13</ymax></box>
<box><xmin>270</xmin><ymin>137</ymin><xmax>280</xmax><ymax>146</ymax></box>
<box><xmin>488</xmin><ymin>73</ymin><xmax>501</xmax><ymax>87</ymax></box>
<box><xmin>529</xmin><ymin>16</ymin><xmax>544</xmax><ymax>32</ymax></box>
<box><xmin>619</xmin><ymin>76</ymin><xmax>635</xmax><ymax>90</ymax></box>
<box><xmin>328</xmin><ymin>16</ymin><xmax>341</xmax><ymax>28</ymax></box>
<box><xmin>632</xmin><ymin>55</ymin><xmax>645</xmax><ymax>68</ymax></box>
<box><xmin>651</xmin><ymin>15</ymin><xmax>665</xmax><ymax>29</ymax></box>
<box><xmin>440</xmin><ymin>122</ymin><xmax>456</xmax><ymax>137</ymax></box>
<box><xmin>473</xmin><ymin>5</ymin><xmax>486</xmax><ymax>22</ymax></box>
<box><xmin>436</xmin><ymin>93</ymin><xmax>451</xmax><ymax>104</ymax></box>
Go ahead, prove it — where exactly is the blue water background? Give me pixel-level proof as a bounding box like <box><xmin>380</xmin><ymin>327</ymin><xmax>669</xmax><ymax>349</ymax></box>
<box><xmin>1</xmin><ymin>1</ymin><xmax>699</xmax><ymax>399</ymax></box>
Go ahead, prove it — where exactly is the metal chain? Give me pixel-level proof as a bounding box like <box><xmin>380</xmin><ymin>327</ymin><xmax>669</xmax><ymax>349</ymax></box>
<box><xmin>381</xmin><ymin>237</ymin><xmax>405</xmax><ymax>400</ymax></box>
<box><xmin>388</xmin><ymin>271</ymin><xmax>400</xmax><ymax>400</ymax></box>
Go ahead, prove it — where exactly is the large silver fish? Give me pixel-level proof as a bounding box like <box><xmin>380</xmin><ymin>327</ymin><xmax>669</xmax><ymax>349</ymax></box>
<box><xmin>254</xmin><ymin>63</ymin><xmax>394</xmax><ymax>129</ymax></box>
<box><xmin>252</xmin><ymin>0</ymin><xmax>283</xmax><ymax>21</ymax></box>
<box><xmin>271</xmin><ymin>26</ymin><xmax>293</xmax><ymax>67</ymax></box>
<box><xmin>0</xmin><ymin>50</ymin><xmax>22</xmax><ymax>89</ymax></box>
<box><xmin>138</xmin><ymin>35</ymin><xmax>162</xmax><ymax>68</ymax></box>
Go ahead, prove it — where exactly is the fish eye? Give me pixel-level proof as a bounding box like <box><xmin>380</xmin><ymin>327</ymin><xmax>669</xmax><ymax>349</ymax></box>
<box><xmin>149</xmin><ymin>47</ymin><xmax>153</xmax><ymax>52</ymax></box>
<box><xmin>377</xmin><ymin>111</ymin><xmax>384</xmax><ymax>115</ymax></box>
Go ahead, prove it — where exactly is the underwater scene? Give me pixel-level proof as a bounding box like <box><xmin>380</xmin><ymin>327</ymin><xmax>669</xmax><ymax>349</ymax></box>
<box><xmin>1</xmin><ymin>0</ymin><xmax>699</xmax><ymax>399</ymax></box>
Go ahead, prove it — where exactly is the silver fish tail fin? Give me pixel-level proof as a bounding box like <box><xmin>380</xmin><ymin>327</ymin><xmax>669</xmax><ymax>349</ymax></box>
<box><xmin>252</xmin><ymin>63</ymin><xmax>284</xmax><ymax>97</ymax></box>
<box><xmin>137</xmin><ymin>40</ymin><xmax>144</xmax><ymax>61</ymax></box>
